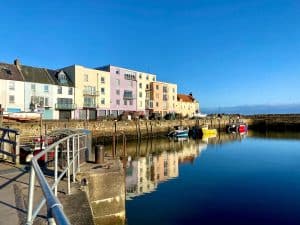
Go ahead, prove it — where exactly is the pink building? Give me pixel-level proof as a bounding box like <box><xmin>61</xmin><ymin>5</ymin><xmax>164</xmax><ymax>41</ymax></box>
<box><xmin>96</xmin><ymin>65</ymin><xmax>137</xmax><ymax>116</ymax></box>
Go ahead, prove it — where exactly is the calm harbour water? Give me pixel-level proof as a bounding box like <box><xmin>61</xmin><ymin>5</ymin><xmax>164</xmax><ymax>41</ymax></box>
<box><xmin>125</xmin><ymin>132</ymin><xmax>300</xmax><ymax>225</ymax></box>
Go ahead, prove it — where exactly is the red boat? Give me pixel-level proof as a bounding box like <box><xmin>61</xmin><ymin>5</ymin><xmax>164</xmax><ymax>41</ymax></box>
<box><xmin>227</xmin><ymin>123</ymin><xmax>248</xmax><ymax>133</ymax></box>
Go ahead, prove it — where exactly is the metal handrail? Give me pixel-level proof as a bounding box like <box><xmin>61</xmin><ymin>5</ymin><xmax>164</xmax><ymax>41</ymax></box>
<box><xmin>0</xmin><ymin>127</ymin><xmax>20</xmax><ymax>164</ymax></box>
<box><xmin>26</xmin><ymin>132</ymin><xmax>88</xmax><ymax>225</ymax></box>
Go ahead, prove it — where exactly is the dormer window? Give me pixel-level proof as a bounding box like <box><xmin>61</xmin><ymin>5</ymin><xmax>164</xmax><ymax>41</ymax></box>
<box><xmin>57</xmin><ymin>71</ymin><xmax>67</xmax><ymax>84</ymax></box>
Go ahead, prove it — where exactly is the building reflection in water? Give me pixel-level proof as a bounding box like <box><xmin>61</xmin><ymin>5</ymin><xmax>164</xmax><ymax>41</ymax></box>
<box><xmin>125</xmin><ymin>139</ymin><xmax>207</xmax><ymax>199</ymax></box>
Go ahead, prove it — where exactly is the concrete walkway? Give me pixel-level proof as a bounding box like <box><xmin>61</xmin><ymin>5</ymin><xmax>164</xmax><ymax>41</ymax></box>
<box><xmin>0</xmin><ymin>161</ymin><xmax>94</xmax><ymax>225</ymax></box>
<box><xmin>0</xmin><ymin>162</ymin><xmax>30</xmax><ymax>225</ymax></box>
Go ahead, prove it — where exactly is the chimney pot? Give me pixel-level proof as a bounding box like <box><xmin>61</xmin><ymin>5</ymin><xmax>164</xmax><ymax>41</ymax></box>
<box><xmin>14</xmin><ymin>59</ymin><xmax>21</xmax><ymax>67</ymax></box>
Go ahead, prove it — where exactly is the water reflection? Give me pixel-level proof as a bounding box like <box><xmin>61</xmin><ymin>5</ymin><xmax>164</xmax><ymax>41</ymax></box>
<box><xmin>202</xmin><ymin>131</ymin><xmax>247</xmax><ymax>144</ymax></box>
<box><xmin>248</xmin><ymin>130</ymin><xmax>300</xmax><ymax>140</ymax></box>
<box><xmin>126</xmin><ymin>132</ymin><xmax>300</xmax><ymax>225</ymax></box>
<box><xmin>125</xmin><ymin>139</ymin><xmax>207</xmax><ymax>199</ymax></box>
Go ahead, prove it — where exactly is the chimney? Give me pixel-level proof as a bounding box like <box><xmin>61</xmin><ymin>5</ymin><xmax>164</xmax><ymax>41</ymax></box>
<box><xmin>14</xmin><ymin>59</ymin><xmax>21</xmax><ymax>69</ymax></box>
<box><xmin>189</xmin><ymin>92</ymin><xmax>193</xmax><ymax>97</ymax></box>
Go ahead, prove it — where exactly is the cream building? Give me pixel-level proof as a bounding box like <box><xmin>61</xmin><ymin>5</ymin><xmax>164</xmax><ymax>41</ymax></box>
<box><xmin>176</xmin><ymin>93</ymin><xmax>199</xmax><ymax>118</ymax></box>
<box><xmin>62</xmin><ymin>65</ymin><xmax>110</xmax><ymax>119</ymax></box>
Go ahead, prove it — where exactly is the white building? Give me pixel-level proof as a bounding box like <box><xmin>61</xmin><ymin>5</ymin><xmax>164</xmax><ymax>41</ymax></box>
<box><xmin>0</xmin><ymin>62</ymin><xmax>25</xmax><ymax>113</ymax></box>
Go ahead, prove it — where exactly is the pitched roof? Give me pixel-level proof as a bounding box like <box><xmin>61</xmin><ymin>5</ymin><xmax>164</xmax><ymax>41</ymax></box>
<box><xmin>20</xmin><ymin>65</ymin><xmax>55</xmax><ymax>85</ymax></box>
<box><xmin>177</xmin><ymin>94</ymin><xmax>195</xmax><ymax>103</ymax></box>
<box><xmin>0</xmin><ymin>63</ymin><xmax>24</xmax><ymax>81</ymax></box>
<box><xmin>46</xmin><ymin>69</ymin><xmax>74</xmax><ymax>87</ymax></box>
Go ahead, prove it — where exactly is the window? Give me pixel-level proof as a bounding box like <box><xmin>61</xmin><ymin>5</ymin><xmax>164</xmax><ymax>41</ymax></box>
<box><xmin>116</xmin><ymin>89</ymin><xmax>120</xmax><ymax>95</ymax></box>
<box><xmin>129</xmin><ymin>80</ymin><xmax>133</xmax><ymax>87</ymax></box>
<box><xmin>173</xmin><ymin>96</ymin><xmax>175</xmax><ymax>101</ymax></box>
<box><xmin>57</xmin><ymin>98</ymin><xmax>72</xmax><ymax>104</ymax></box>
<box><xmin>116</xmin><ymin>79</ymin><xmax>120</xmax><ymax>86</ymax></box>
<box><xmin>124</xmin><ymin>90</ymin><xmax>133</xmax><ymax>99</ymax></box>
<box><xmin>9</xmin><ymin>81</ymin><xmax>15</xmax><ymax>90</ymax></box>
<box><xmin>139</xmin><ymin>101</ymin><xmax>143</xmax><ymax>107</ymax></box>
<box><xmin>116</xmin><ymin>70</ymin><xmax>120</xmax><ymax>74</ymax></box>
<box><xmin>156</xmin><ymin>85</ymin><xmax>159</xmax><ymax>90</ymax></box>
<box><xmin>45</xmin><ymin>97</ymin><xmax>49</xmax><ymax>107</ymax></box>
<box><xmin>172</xmin><ymin>88</ymin><xmax>175</xmax><ymax>93</ymax></box>
<box><xmin>163</xmin><ymin>86</ymin><xmax>168</xmax><ymax>93</ymax></box>
<box><xmin>68</xmin><ymin>87</ymin><xmax>73</xmax><ymax>95</ymax></box>
<box><xmin>155</xmin><ymin>93</ymin><xmax>159</xmax><ymax>99</ymax></box>
<box><xmin>150</xmin><ymin>101</ymin><xmax>153</xmax><ymax>108</ymax></box>
<box><xmin>146</xmin><ymin>76</ymin><xmax>149</xmax><ymax>80</ymax></box>
<box><xmin>139</xmin><ymin>74</ymin><xmax>142</xmax><ymax>79</ymax></box>
<box><xmin>139</xmin><ymin>92</ymin><xmax>142</xmax><ymax>98</ymax></box>
<box><xmin>146</xmin><ymin>84</ymin><xmax>149</xmax><ymax>89</ymax></box>
<box><xmin>44</xmin><ymin>85</ymin><xmax>49</xmax><ymax>93</ymax></box>
<box><xmin>139</xmin><ymin>83</ymin><xmax>142</xmax><ymax>89</ymax></box>
<box><xmin>129</xmin><ymin>100</ymin><xmax>133</xmax><ymax>105</ymax></box>
<box><xmin>101</xmin><ymin>98</ymin><xmax>105</xmax><ymax>105</ymax></box>
<box><xmin>163</xmin><ymin>94</ymin><xmax>168</xmax><ymax>101</ymax></box>
<box><xmin>83</xmin><ymin>86</ymin><xmax>97</xmax><ymax>95</ymax></box>
<box><xmin>101</xmin><ymin>77</ymin><xmax>105</xmax><ymax>83</ymax></box>
<box><xmin>153</xmin><ymin>77</ymin><xmax>155</xmax><ymax>81</ymax></box>
<box><xmin>156</xmin><ymin>102</ymin><xmax>159</xmax><ymax>107</ymax></box>
<box><xmin>31</xmin><ymin>84</ymin><xmax>36</xmax><ymax>91</ymax></box>
<box><xmin>124</xmin><ymin>73</ymin><xmax>136</xmax><ymax>80</ymax></box>
<box><xmin>124</xmin><ymin>100</ymin><xmax>127</xmax><ymax>105</ymax></box>
<box><xmin>58</xmin><ymin>71</ymin><xmax>67</xmax><ymax>84</ymax></box>
<box><xmin>84</xmin><ymin>74</ymin><xmax>88</xmax><ymax>82</ymax></box>
<box><xmin>84</xmin><ymin>97</ymin><xmax>95</xmax><ymax>107</ymax></box>
<box><xmin>116</xmin><ymin>100</ymin><xmax>120</xmax><ymax>105</ymax></box>
<box><xmin>163</xmin><ymin>102</ymin><xmax>167</xmax><ymax>109</ymax></box>
<box><xmin>57</xmin><ymin>86</ymin><xmax>62</xmax><ymax>94</ymax></box>
<box><xmin>101</xmin><ymin>88</ymin><xmax>105</xmax><ymax>94</ymax></box>
<box><xmin>9</xmin><ymin>95</ymin><xmax>15</xmax><ymax>103</ymax></box>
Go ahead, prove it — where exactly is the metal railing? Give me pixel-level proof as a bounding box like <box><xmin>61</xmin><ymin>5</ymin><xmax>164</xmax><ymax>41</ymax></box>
<box><xmin>83</xmin><ymin>90</ymin><xmax>99</xmax><ymax>96</ymax></box>
<box><xmin>26</xmin><ymin>132</ymin><xmax>89</xmax><ymax>225</ymax></box>
<box><xmin>55</xmin><ymin>103</ymin><xmax>77</xmax><ymax>110</ymax></box>
<box><xmin>0</xmin><ymin>127</ymin><xmax>20</xmax><ymax>164</ymax></box>
<box><xmin>83</xmin><ymin>102</ymin><xmax>97</xmax><ymax>108</ymax></box>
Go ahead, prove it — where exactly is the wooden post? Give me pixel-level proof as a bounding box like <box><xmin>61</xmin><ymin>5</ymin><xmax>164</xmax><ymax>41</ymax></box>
<box><xmin>122</xmin><ymin>134</ymin><xmax>126</xmax><ymax>157</ymax></box>
<box><xmin>112</xmin><ymin>134</ymin><xmax>116</xmax><ymax>159</ymax></box>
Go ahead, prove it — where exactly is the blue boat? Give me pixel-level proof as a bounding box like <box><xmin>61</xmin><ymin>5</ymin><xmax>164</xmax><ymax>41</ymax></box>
<box><xmin>168</xmin><ymin>127</ymin><xmax>189</xmax><ymax>138</ymax></box>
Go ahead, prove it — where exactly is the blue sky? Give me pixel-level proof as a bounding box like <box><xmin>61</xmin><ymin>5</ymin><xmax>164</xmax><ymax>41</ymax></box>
<box><xmin>1</xmin><ymin>0</ymin><xmax>300</xmax><ymax>108</ymax></box>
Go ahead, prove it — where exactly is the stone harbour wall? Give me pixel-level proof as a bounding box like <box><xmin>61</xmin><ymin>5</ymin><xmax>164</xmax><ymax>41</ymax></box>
<box><xmin>3</xmin><ymin>117</ymin><xmax>253</xmax><ymax>143</ymax></box>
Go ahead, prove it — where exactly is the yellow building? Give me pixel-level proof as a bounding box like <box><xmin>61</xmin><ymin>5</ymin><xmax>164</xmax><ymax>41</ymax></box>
<box><xmin>136</xmin><ymin>72</ymin><xmax>156</xmax><ymax>114</ymax></box>
<box><xmin>62</xmin><ymin>65</ymin><xmax>110</xmax><ymax>119</ymax></box>
<box><xmin>146</xmin><ymin>81</ymin><xmax>177</xmax><ymax>116</ymax></box>
<box><xmin>176</xmin><ymin>93</ymin><xmax>199</xmax><ymax>118</ymax></box>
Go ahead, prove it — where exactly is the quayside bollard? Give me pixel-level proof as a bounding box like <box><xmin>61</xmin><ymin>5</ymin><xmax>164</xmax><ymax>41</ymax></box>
<box><xmin>95</xmin><ymin>145</ymin><xmax>104</xmax><ymax>164</ymax></box>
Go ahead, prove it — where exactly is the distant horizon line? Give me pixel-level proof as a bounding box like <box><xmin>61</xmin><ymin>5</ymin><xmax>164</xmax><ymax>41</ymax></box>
<box><xmin>203</xmin><ymin>103</ymin><xmax>300</xmax><ymax>109</ymax></box>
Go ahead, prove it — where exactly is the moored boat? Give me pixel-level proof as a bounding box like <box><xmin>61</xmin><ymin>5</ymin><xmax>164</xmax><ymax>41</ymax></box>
<box><xmin>226</xmin><ymin>122</ymin><xmax>248</xmax><ymax>133</ymax></box>
<box><xmin>168</xmin><ymin>126</ymin><xmax>189</xmax><ymax>138</ymax></box>
<box><xmin>201</xmin><ymin>126</ymin><xmax>217</xmax><ymax>136</ymax></box>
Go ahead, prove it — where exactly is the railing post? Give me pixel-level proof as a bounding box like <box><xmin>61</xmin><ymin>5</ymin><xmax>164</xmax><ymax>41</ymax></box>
<box><xmin>54</xmin><ymin>145</ymin><xmax>58</xmax><ymax>196</ymax></box>
<box><xmin>47</xmin><ymin>209</ymin><xmax>56</xmax><ymax>225</ymax></box>
<box><xmin>15</xmin><ymin>133</ymin><xmax>20</xmax><ymax>165</ymax></box>
<box><xmin>77</xmin><ymin>135</ymin><xmax>80</xmax><ymax>172</ymax></box>
<box><xmin>67</xmin><ymin>138</ymin><xmax>71</xmax><ymax>195</ymax></box>
<box><xmin>72</xmin><ymin>136</ymin><xmax>75</xmax><ymax>183</ymax></box>
<box><xmin>26</xmin><ymin>166</ymin><xmax>36</xmax><ymax>225</ymax></box>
